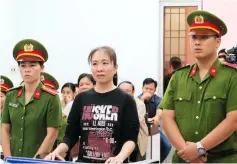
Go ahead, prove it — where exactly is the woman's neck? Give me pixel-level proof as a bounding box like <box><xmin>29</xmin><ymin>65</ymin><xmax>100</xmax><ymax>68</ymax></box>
<box><xmin>24</xmin><ymin>79</ymin><xmax>41</xmax><ymax>93</ymax></box>
<box><xmin>94</xmin><ymin>81</ymin><xmax>116</xmax><ymax>93</ymax></box>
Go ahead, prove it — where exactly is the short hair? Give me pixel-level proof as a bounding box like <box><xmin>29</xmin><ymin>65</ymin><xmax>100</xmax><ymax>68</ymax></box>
<box><xmin>169</xmin><ymin>56</ymin><xmax>181</xmax><ymax>70</ymax></box>
<box><xmin>118</xmin><ymin>81</ymin><xmax>135</xmax><ymax>91</ymax></box>
<box><xmin>142</xmin><ymin>78</ymin><xmax>157</xmax><ymax>88</ymax></box>
<box><xmin>77</xmin><ymin>73</ymin><xmax>96</xmax><ymax>86</ymax></box>
<box><xmin>218</xmin><ymin>49</ymin><xmax>228</xmax><ymax>55</ymax></box>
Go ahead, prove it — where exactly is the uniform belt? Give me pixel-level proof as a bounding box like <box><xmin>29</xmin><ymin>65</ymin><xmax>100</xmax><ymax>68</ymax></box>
<box><xmin>208</xmin><ymin>149</ymin><xmax>237</xmax><ymax>158</ymax></box>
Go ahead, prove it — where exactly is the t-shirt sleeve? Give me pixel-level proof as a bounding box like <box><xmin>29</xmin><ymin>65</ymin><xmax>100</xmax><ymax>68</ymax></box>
<box><xmin>121</xmin><ymin>95</ymin><xmax>140</xmax><ymax>144</ymax></box>
<box><xmin>2</xmin><ymin>93</ymin><xmax>11</xmax><ymax>124</ymax></box>
<box><xmin>46</xmin><ymin>95</ymin><xmax>61</xmax><ymax>128</ymax></box>
<box><xmin>226</xmin><ymin>70</ymin><xmax>237</xmax><ymax>113</ymax></box>
<box><xmin>159</xmin><ymin>73</ymin><xmax>176</xmax><ymax>110</ymax></box>
<box><xmin>63</xmin><ymin>94</ymin><xmax>82</xmax><ymax>149</ymax></box>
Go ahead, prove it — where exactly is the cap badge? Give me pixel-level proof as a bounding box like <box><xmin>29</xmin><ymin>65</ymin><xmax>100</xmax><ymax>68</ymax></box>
<box><xmin>24</xmin><ymin>43</ymin><xmax>34</xmax><ymax>52</ymax></box>
<box><xmin>0</xmin><ymin>79</ymin><xmax>4</xmax><ymax>84</ymax></box>
<box><xmin>195</xmin><ymin>15</ymin><xmax>204</xmax><ymax>24</ymax></box>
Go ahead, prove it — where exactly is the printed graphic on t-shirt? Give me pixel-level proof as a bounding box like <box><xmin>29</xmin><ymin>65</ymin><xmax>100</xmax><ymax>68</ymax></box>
<box><xmin>81</xmin><ymin>104</ymin><xmax>119</xmax><ymax>161</ymax></box>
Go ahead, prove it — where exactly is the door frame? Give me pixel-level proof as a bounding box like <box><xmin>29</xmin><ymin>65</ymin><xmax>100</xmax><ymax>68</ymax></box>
<box><xmin>157</xmin><ymin>0</ymin><xmax>202</xmax><ymax>96</ymax></box>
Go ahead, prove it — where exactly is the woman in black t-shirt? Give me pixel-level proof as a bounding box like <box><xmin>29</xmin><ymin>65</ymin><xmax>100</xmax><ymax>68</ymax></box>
<box><xmin>45</xmin><ymin>46</ymin><xmax>139</xmax><ymax>163</ymax></box>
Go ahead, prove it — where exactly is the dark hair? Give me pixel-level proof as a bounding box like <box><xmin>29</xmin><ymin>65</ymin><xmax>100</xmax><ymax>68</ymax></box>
<box><xmin>77</xmin><ymin>73</ymin><xmax>96</xmax><ymax>86</ymax></box>
<box><xmin>1</xmin><ymin>91</ymin><xmax>6</xmax><ymax>95</ymax></box>
<box><xmin>169</xmin><ymin>56</ymin><xmax>181</xmax><ymax>70</ymax></box>
<box><xmin>218</xmin><ymin>48</ymin><xmax>228</xmax><ymax>55</ymax></box>
<box><xmin>61</xmin><ymin>82</ymin><xmax>76</xmax><ymax>93</ymax></box>
<box><xmin>118</xmin><ymin>81</ymin><xmax>135</xmax><ymax>91</ymax></box>
<box><xmin>143</xmin><ymin>78</ymin><xmax>157</xmax><ymax>88</ymax></box>
<box><xmin>17</xmin><ymin>61</ymin><xmax>44</xmax><ymax>66</ymax></box>
<box><xmin>88</xmin><ymin>46</ymin><xmax>117</xmax><ymax>66</ymax></box>
<box><xmin>113</xmin><ymin>72</ymin><xmax>118</xmax><ymax>86</ymax></box>
<box><xmin>87</xmin><ymin>46</ymin><xmax>118</xmax><ymax>85</ymax></box>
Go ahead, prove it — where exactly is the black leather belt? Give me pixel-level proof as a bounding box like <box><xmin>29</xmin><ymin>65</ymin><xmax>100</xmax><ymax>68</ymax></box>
<box><xmin>208</xmin><ymin>149</ymin><xmax>237</xmax><ymax>158</ymax></box>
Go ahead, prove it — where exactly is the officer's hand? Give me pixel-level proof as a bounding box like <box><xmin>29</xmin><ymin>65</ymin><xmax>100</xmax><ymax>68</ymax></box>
<box><xmin>152</xmin><ymin>116</ymin><xmax>160</xmax><ymax>127</ymax></box>
<box><xmin>190</xmin><ymin>154</ymin><xmax>207</xmax><ymax>164</ymax></box>
<box><xmin>44</xmin><ymin>151</ymin><xmax>65</xmax><ymax>161</ymax></box>
<box><xmin>178</xmin><ymin>141</ymin><xmax>198</xmax><ymax>162</ymax></box>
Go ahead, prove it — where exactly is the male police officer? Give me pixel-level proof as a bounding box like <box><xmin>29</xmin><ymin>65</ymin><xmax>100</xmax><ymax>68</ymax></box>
<box><xmin>159</xmin><ymin>10</ymin><xmax>237</xmax><ymax>163</ymax></box>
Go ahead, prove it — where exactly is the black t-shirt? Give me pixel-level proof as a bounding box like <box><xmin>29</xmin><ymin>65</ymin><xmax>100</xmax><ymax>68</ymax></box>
<box><xmin>63</xmin><ymin>88</ymin><xmax>139</xmax><ymax>163</ymax></box>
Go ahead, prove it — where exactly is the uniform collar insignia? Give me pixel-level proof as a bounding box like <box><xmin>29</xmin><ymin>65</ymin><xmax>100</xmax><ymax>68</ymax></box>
<box><xmin>210</xmin><ymin>66</ymin><xmax>217</xmax><ymax>76</ymax></box>
<box><xmin>190</xmin><ymin>67</ymin><xmax>197</xmax><ymax>77</ymax></box>
<box><xmin>34</xmin><ymin>89</ymin><xmax>41</xmax><ymax>99</ymax></box>
<box><xmin>16</xmin><ymin>88</ymin><xmax>23</xmax><ymax>98</ymax></box>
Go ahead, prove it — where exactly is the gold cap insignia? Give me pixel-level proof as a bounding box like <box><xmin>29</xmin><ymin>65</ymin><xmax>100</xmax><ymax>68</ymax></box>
<box><xmin>0</xmin><ymin>79</ymin><xmax>4</xmax><ymax>84</ymax></box>
<box><xmin>40</xmin><ymin>75</ymin><xmax>45</xmax><ymax>81</ymax></box>
<box><xmin>24</xmin><ymin>43</ymin><xmax>34</xmax><ymax>52</ymax></box>
<box><xmin>194</xmin><ymin>15</ymin><xmax>204</xmax><ymax>24</ymax></box>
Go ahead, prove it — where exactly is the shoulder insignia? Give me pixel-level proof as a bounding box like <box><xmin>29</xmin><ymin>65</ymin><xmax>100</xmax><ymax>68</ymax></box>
<box><xmin>223</xmin><ymin>62</ymin><xmax>237</xmax><ymax>69</ymax></box>
<box><xmin>42</xmin><ymin>85</ymin><xmax>58</xmax><ymax>96</ymax></box>
<box><xmin>173</xmin><ymin>64</ymin><xmax>191</xmax><ymax>74</ymax></box>
<box><xmin>7</xmin><ymin>85</ymin><xmax>23</xmax><ymax>92</ymax></box>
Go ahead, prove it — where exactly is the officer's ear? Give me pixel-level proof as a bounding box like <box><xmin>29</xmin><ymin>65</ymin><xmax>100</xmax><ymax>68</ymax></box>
<box><xmin>216</xmin><ymin>35</ymin><xmax>221</xmax><ymax>49</ymax></box>
<box><xmin>40</xmin><ymin>63</ymin><xmax>44</xmax><ymax>71</ymax></box>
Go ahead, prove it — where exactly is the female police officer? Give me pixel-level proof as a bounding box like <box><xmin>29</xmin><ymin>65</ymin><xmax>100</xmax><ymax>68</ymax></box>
<box><xmin>1</xmin><ymin>39</ymin><xmax>61</xmax><ymax>158</ymax></box>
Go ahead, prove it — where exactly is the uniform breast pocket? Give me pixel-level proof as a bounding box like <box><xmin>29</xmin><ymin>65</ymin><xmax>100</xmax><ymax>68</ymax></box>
<box><xmin>174</xmin><ymin>93</ymin><xmax>192</xmax><ymax>117</ymax></box>
<box><xmin>203</xmin><ymin>92</ymin><xmax>226</xmax><ymax>116</ymax></box>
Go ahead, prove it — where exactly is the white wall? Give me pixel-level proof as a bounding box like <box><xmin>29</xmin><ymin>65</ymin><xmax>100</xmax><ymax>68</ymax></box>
<box><xmin>0</xmin><ymin>0</ymin><xmax>160</xmax><ymax>96</ymax></box>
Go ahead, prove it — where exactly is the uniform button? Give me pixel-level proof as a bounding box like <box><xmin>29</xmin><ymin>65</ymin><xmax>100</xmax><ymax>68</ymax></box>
<box><xmin>19</xmin><ymin>149</ymin><xmax>21</xmax><ymax>152</ymax></box>
<box><xmin>179</xmin><ymin>98</ymin><xmax>183</xmax><ymax>101</ymax></box>
<box><xmin>23</xmin><ymin>107</ymin><xmax>25</xmax><ymax>109</ymax></box>
<box><xmin>213</xmin><ymin>96</ymin><xmax>216</xmax><ymax>100</ymax></box>
<box><xmin>199</xmin><ymin>86</ymin><xmax>202</xmax><ymax>89</ymax></box>
<box><xmin>195</xmin><ymin>131</ymin><xmax>199</xmax><ymax>135</ymax></box>
<box><xmin>196</xmin><ymin>116</ymin><xmax>199</xmax><ymax>119</ymax></box>
<box><xmin>197</xmin><ymin>101</ymin><xmax>201</xmax><ymax>104</ymax></box>
<box><xmin>20</xmin><ymin>139</ymin><xmax>22</xmax><ymax>141</ymax></box>
<box><xmin>21</xmin><ymin>117</ymin><xmax>24</xmax><ymax>120</ymax></box>
<box><xmin>21</xmin><ymin>128</ymin><xmax>23</xmax><ymax>130</ymax></box>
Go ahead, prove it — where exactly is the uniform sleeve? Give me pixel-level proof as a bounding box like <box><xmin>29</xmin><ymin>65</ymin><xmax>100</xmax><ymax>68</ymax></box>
<box><xmin>226</xmin><ymin>71</ymin><xmax>237</xmax><ymax>113</ymax></box>
<box><xmin>46</xmin><ymin>95</ymin><xmax>61</xmax><ymax>128</ymax></box>
<box><xmin>63</xmin><ymin>94</ymin><xmax>82</xmax><ymax>150</ymax></box>
<box><xmin>2</xmin><ymin>93</ymin><xmax>11</xmax><ymax>124</ymax></box>
<box><xmin>159</xmin><ymin>73</ymin><xmax>176</xmax><ymax>110</ymax></box>
<box><xmin>121</xmin><ymin>95</ymin><xmax>140</xmax><ymax>144</ymax></box>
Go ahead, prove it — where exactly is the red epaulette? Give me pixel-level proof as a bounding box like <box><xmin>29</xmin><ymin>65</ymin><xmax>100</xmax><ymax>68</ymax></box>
<box><xmin>224</xmin><ymin>62</ymin><xmax>237</xmax><ymax>69</ymax></box>
<box><xmin>7</xmin><ymin>85</ymin><xmax>22</xmax><ymax>92</ymax></box>
<box><xmin>41</xmin><ymin>85</ymin><xmax>58</xmax><ymax>96</ymax></box>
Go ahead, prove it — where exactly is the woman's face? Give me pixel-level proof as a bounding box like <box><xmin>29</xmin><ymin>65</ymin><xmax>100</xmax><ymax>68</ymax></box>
<box><xmin>0</xmin><ymin>91</ymin><xmax>6</xmax><ymax>109</ymax></box>
<box><xmin>78</xmin><ymin>76</ymin><xmax>94</xmax><ymax>93</ymax></box>
<box><xmin>61</xmin><ymin>87</ymin><xmax>75</xmax><ymax>102</ymax></box>
<box><xmin>90</xmin><ymin>50</ymin><xmax>117</xmax><ymax>84</ymax></box>
<box><xmin>19</xmin><ymin>61</ymin><xmax>43</xmax><ymax>84</ymax></box>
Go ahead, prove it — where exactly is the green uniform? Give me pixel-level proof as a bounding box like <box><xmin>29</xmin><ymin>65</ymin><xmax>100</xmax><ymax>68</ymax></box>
<box><xmin>159</xmin><ymin>59</ymin><xmax>237</xmax><ymax>163</ymax></box>
<box><xmin>2</xmin><ymin>82</ymin><xmax>61</xmax><ymax>158</ymax></box>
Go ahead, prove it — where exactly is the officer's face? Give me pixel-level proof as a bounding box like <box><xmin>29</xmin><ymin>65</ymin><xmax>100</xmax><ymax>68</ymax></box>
<box><xmin>19</xmin><ymin>61</ymin><xmax>44</xmax><ymax>84</ymax></box>
<box><xmin>119</xmin><ymin>83</ymin><xmax>134</xmax><ymax>96</ymax></box>
<box><xmin>78</xmin><ymin>77</ymin><xmax>94</xmax><ymax>93</ymax></box>
<box><xmin>90</xmin><ymin>50</ymin><xmax>117</xmax><ymax>85</ymax></box>
<box><xmin>189</xmin><ymin>29</ymin><xmax>221</xmax><ymax>59</ymax></box>
<box><xmin>0</xmin><ymin>91</ymin><xmax>6</xmax><ymax>110</ymax></box>
<box><xmin>142</xmin><ymin>83</ymin><xmax>156</xmax><ymax>96</ymax></box>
